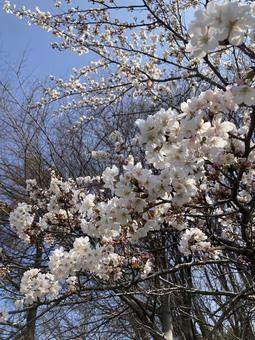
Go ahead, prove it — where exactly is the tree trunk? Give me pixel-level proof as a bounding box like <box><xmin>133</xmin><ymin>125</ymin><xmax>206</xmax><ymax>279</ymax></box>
<box><xmin>159</xmin><ymin>295</ymin><xmax>173</xmax><ymax>340</ymax></box>
<box><xmin>24</xmin><ymin>307</ymin><xmax>37</xmax><ymax>340</ymax></box>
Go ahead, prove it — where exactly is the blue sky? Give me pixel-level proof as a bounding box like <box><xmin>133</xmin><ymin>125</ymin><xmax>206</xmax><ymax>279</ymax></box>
<box><xmin>0</xmin><ymin>0</ymin><xmax>87</xmax><ymax>80</ymax></box>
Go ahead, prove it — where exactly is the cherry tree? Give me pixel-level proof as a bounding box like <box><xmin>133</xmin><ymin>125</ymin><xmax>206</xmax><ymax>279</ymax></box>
<box><xmin>0</xmin><ymin>65</ymin><xmax>154</xmax><ymax>339</ymax></box>
<box><xmin>2</xmin><ymin>0</ymin><xmax>255</xmax><ymax>339</ymax></box>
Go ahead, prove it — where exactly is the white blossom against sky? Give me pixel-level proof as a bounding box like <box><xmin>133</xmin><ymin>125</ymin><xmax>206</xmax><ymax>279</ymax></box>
<box><xmin>0</xmin><ymin>0</ymin><xmax>89</xmax><ymax>78</ymax></box>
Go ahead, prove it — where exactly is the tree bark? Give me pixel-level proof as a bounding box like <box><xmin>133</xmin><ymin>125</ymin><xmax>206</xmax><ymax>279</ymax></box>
<box><xmin>24</xmin><ymin>307</ymin><xmax>37</xmax><ymax>340</ymax></box>
<box><xmin>159</xmin><ymin>295</ymin><xmax>173</xmax><ymax>340</ymax></box>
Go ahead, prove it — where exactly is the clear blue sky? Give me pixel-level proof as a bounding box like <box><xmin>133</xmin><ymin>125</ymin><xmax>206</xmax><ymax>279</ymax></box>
<box><xmin>0</xmin><ymin>0</ymin><xmax>88</xmax><ymax>81</ymax></box>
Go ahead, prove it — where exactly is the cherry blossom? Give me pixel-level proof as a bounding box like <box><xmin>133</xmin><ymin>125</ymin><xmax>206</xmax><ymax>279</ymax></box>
<box><xmin>3</xmin><ymin>5</ymin><xmax>255</xmax><ymax>338</ymax></box>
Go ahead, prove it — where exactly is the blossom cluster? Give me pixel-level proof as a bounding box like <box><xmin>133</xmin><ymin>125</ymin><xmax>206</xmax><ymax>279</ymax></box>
<box><xmin>18</xmin><ymin>269</ymin><xmax>60</xmax><ymax>306</ymax></box>
<box><xmin>179</xmin><ymin>228</ymin><xmax>211</xmax><ymax>256</ymax></box>
<box><xmin>2</xmin><ymin>0</ymin><xmax>190</xmax><ymax>112</ymax></box>
<box><xmin>9</xmin><ymin>203</ymin><xmax>34</xmax><ymax>242</ymax></box>
<box><xmin>49</xmin><ymin>237</ymin><xmax>124</xmax><ymax>281</ymax></box>
<box><xmin>3</xmin><ymin>0</ymin><xmax>254</xmax><ymax>119</ymax></box>
<box><xmin>187</xmin><ymin>1</ymin><xmax>255</xmax><ymax>57</ymax></box>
